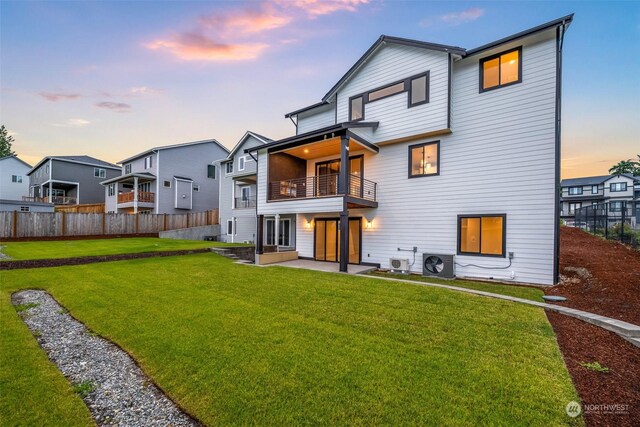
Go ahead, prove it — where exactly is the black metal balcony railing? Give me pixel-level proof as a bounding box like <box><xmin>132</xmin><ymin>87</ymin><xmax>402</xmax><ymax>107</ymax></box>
<box><xmin>269</xmin><ymin>173</ymin><xmax>377</xmax><ymax>202</ymax></box>
<box><xmin>235</xmin><ymin>196</ymin><xmax>256</xmax><ymax>209</ymax></box>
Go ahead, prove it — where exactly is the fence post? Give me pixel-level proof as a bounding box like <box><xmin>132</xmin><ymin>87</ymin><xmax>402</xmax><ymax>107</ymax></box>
<box><xmin>163</xmin><ymin>213</ymin><xmax>167</xmax><ymax>231</ymax></box>
<box><xmin>61</xmin><ymin>211</ymin><xmax>66</xmax><ymax>236</ymax></box>
<box><xmin>135</xmin><ymin>213</ymin><xmax>139</xmax><ymax>235</ymax></box>
<box><xmin>12</xmin><ymin>210</ymin><xmax>17</xmax><ymax>238</ymax></box>
<box><xmin>621</xmin><ymin>201</ymin><xmax>626</xmax><ymax>242</ymax></box>
<box><xmin>102</xmin><ymin>213</ymin><xmax>106</xmax><ymax>236</ymax></box>
<box><xmin>187</xmin><ymin>213</ymin><xmax>190</xmax><ymax>229</ymax></box>
<box><xmin>604</xmin><ymin>203</ymin><xmax>609</xmax><ymax>239</ymax></box>
<box><xmin>592</xmin><ymin>206</ymin><xmax>597</xmax><ymax>234</ymax></box>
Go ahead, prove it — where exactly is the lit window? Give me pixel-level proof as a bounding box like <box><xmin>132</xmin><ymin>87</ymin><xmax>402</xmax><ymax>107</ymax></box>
<box><xmin>568</xmin><ymin>187</ymin><xmax>583</xmax><ymax>195</ymax></box>
<box><xmin>409</xmin><ymin>141</ymin><xmax>439</xmax><ymax>178</ymax></box>
<box><xmin>368</xmin><ymin>82</ymin><xmax>405</xmax><ymax>102</ymax></box>
<box><xmin>458</xmin><ymin>215</ymin><xmax>505</xmax><ymax>257</ymax></box>
<box><xmin>409</xmin><ymin>73</ymin><xmax>429</xmax><ymax>106</ymax></box>
<box><xmin>350</xmin><ymin>96</ymin><xmax>363</xmax><ymax>121</ymax></box>
<box><xmin>207</xmin><ymin>165</ymin><xmax>216</xmax><ymax>179</ymax></box>
<box><xmin>94</xmin><ymin>168</ymin><xmax>106</xmax><ymax>178</ymax></box>
<box><xmin>480</xmin><ymin>47</ymin><xmax>521</xmax><ymax>92</ymax></box>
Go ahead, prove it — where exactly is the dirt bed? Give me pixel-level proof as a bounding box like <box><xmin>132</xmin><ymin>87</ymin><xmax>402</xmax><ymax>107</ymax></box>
<box><xmin>547</xmin><ymin>311</ymin><xmax>640</xmax><ymax>426</ymax></box>
<box><xmin>0</xmin><ymin>249</ymin><xmax>211</xmax><ymax>270</ymax></box>
<box><xmin>547</xmin><ymin>227</ymin><xmax>640</xmax><ymax>325</ymax></box>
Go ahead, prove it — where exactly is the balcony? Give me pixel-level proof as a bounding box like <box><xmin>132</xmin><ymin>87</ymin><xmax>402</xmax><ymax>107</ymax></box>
<box><xmin>117</xmin><ymin>191</ymin><xmax>155</xmax><ymax>204</ymax></box>
<box><xmin>22</xmin><ymin>196</ymin><xmax>76</xmax><ymax>205</ymax></box>
<box><xmin>235</xmin><ymin>197</ymin><xmax>256</xmax><ymax>209</ymax></box>
<box><xmin>269</xmin><ymin>174</ymin><xmax>377</xmax><ymax>206</ymax></box>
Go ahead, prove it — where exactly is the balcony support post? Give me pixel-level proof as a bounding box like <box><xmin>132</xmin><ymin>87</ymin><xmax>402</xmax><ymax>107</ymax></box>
<box><xmin>48</xmin><ymin>182</ymin><xmax>52</xmax><ymax>204</ymax></box>
<box><xmin>133</xmin><ymin>176</ymin><xmax>138</xmax><ymax>214</ymax></box>
<box><xmin>275</xmin><ymin>213</ymin><xmax>280</xmax><ymax>252</ymax></box>
<box><xmin>339</xmin><ymin>206</ymin><xmax>349</xmax><ymax>273</ymax></box>
<box><xmin>256</xmin><ymin>215</ymin><xmax>264</xmax><ymax>255</ymax></box>
<box><xmin>338</xmin><ymin>135</ymin><xmax>350</xmax><ymax>195</ymax></box>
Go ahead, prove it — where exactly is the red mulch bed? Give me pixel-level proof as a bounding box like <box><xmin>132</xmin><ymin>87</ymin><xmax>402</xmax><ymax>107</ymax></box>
<box><xmin>547</xmin><ymin>311</ymin><xmax>640</xmax><ymax>426</ymax></box>
<box><xmin>547</xmin><ymin>227</ymin><xmax>640</xmax><ymax>325</ymax></box>
<box><xmin>0</xmin><ymin>249</ymin><xmax>211</xmax><ymax>270</ymax></box>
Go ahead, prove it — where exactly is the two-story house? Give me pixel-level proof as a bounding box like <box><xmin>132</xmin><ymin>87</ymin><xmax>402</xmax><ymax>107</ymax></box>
<box><xmin>218</xmin><ymin>131</ymin><xmax>272</xmax><ymax>243</ymax></box>
<box><xmin>247</xmin><ymin>15</ymin><xmax>573</xmax><ymax>285</ymax></box>
<box><xmin>27</xmin><ymin>155</ymin><xmax>120</xmax><ymax>205</ymax></box>
<box><xmin>0</xmin><ymin>155</ymin><xmax>31</xmax><ymax>200</ymax></box>
<box><xmin>101</xmin><ymin>139</ymin><xmax>229</xmax><ymax>214</ymax></box>
<box><xmin>561</xmin><ymin>173</ymin><xmax>639</xmax><ymax>223</ymax></box>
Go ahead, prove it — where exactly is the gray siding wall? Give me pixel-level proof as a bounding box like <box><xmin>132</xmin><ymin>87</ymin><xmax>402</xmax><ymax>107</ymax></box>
<box><xmin>155</xmin><ymin>142</ymin><xmax>228</xmax><ymax>214</ymax></box>
<box><xmin>297</xmin><ymin>104</ymin><xmax>335</xmax><ymax>134</ymax></box>
<box><xmin>0</xmin><ymin>157</ymin><xmax>30</xmax><ymax>200</ymax></box>
<box><xmin>218</xmin><ymin>135</ymin><xmax>263</xmax><ymax>243</ymax></box>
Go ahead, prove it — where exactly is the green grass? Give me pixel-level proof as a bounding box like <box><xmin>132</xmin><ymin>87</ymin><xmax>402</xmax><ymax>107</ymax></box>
<box><xmin>367</xmin><ymin>271</ymin><xmax>545</xmax><ymax>302</ymax></box>
<box><xmin>14</xmin><ymin>302</ymin><xmax>39</xmax><ymax>313</ymax></box>
<box><xmin>72</xmin><ymin>381</ymin><xmax>95</xmax><ymax>399</ymax></box>
<box><xmin>0</xmin><ymin>253</ymin><xmax>581</xmax><ymax>426</ymax></box>
<box><xmin>0</xmin><ymin>237</ymin><xmax>247</xmax><ymax>261</ymax></box>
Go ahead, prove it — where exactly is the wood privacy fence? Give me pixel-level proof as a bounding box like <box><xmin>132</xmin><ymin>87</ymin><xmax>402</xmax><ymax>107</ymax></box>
<box><xmin>55</xmin><ymin>203</ymin><xmax>106</xmax><ymax>214</ymax></box>
<box><xmin>0</xmin><ymin>210</ymin><xmax>219</xmax><ymax>239</ymax></box>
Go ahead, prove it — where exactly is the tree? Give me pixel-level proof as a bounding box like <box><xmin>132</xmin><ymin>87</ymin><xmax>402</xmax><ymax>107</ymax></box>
<box><xmin>635</xmin><ymin>155</ymin><xmax>640</xmax><ymax>176</ymax></box>
<box><xmin>608</xmin><ymin>159</ymin><xmax>638</xmax><ymax>175</ymax></box>
<box><xmin>0</xmin><ymin>125</ymin><xmax>16</xmax><ymax>157</ymax></box>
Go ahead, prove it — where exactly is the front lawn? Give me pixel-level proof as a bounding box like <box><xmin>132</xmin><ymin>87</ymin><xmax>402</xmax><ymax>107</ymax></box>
<box><xmin>1</xmin><ymin>254</ymin><xmax>581</xmax><ymax>426</ymax></box>
<box><xmin>0</xmin><ymin>237</ymin><xmax>246</xmax><ymax>261</ymax></box>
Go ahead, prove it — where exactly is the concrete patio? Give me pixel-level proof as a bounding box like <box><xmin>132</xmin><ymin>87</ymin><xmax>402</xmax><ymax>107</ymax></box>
<box><xmin>267</xmin><ymin>259</ymin><xmax>376</xmax><ymax>275</ymax></box>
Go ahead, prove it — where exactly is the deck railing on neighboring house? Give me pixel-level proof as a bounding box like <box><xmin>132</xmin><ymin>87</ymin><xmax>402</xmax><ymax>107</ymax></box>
<box><xmin>234</xmin><ymin>197</ymin><xmax>257</xmax><ymax>209</ymax></box>
<box><xmin>22</xmin><ymin>196</ymin><xmax>77</xmax><ymax>205</ymax></box>
<box><xmin>117</xmin><ymin>191</ymin><xmax>155</xmax><ymax>204</ymax></box>
<box><xmin>268</xmin><ymin>173</ymin><xmax>377</xmax><ymax>202</ymax></box>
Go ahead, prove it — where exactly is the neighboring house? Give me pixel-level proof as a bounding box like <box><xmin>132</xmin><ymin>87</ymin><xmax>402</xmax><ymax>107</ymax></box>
<box><xmin>0</xmin><ymin>155</ymin><xmax>31</xmax><ymax>200</ymax></box>
<box><xmin>560</xmin><ymin>174</ymin><xmax>639</xmax><ymax>221</ymax></box>
<box><xmin>218</xmin><ymin>131</ymin><xmax>272</xmax><ymax>243</ymax></box>
<box><xmin>0</xmin><ymin>199</ymin><xmax>54</xmax><ymax>213</ymax></box>
<box><xmin>247</xmin><ymin>15</ymin><xmax>574</xmax><ymax>285</ymax></box>
<box><xmin>101</xmin><ymin>139</ymin><xmax>229</xmax><ymax>214</ymax></box>
<box><xmin>27</xmin><ymin>155</ymin><xmax>120</xmax><ymax>205</ymax></box>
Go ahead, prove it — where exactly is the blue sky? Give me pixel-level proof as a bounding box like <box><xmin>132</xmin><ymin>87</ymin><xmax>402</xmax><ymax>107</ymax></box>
<box><xmin>1</xmin><ymin>1</ymin><xmax>638</xmax><ymax>177</ymax></box>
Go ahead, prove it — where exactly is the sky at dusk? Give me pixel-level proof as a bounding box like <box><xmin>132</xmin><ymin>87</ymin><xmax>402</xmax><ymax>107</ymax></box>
<box><xmin>1</xmin><ymin>1</ymin><xmax>638</xmax><ymax>178</ymax></box>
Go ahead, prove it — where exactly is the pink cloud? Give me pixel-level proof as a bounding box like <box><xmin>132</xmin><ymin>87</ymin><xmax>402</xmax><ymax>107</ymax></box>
<box><xmin>440</xmin><ymin>7</ymin><xmax>484</xmax><ymax>25</ymax></box>
<box><xmin>146</xmin><ymin>0</ymin><xmax>369</xmax><ymax>62</ymax></box>
<box><xmin>39</xmin><ymin>92</ymin><xmax>81</xmax><ymax>102</ymax></box>
<box><xmin>146</xmin><ymin>33</ymin><xmax>268</xmax><ymax>61</ymax></box>
<box><xmin>96</xmin><ymin>101</ymin><xmax>131</xmax><ymax>112</ymax></box>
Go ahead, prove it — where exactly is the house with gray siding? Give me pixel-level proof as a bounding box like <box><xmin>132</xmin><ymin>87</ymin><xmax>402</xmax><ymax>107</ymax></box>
<box><xmin>218</xmin><ymin>131</ymin><xmax>272</xmax><ymax>243</ymax></box>
<box><xmin>101</xmin><ymin>139</ymin><xmax>228</xmax><ymax>214</ymax></box>
<box><xmin>248</xmin><ymin>15</ymin><xmax>573</xmax><ymax>285</ymax></box>
<box><xmin>560</xmin><ymin>174</ymin><xmax>639</xmax><ymax>224</ymax></box>
<box><xmin>0</xmin><ymin>155</ymin><xmax>31</xmax><ymax>201</ymax></box>
<box><xmin>27</xmin><ymin>155</ymin><xmax>120</xmax><ymax>205</ymax></box>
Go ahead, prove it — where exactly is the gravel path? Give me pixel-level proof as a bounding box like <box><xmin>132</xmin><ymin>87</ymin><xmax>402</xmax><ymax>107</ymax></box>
<box><xmin>12</xmin><ymin>290</ymin><xmax>199</xmax><ymax>427</ymax></box>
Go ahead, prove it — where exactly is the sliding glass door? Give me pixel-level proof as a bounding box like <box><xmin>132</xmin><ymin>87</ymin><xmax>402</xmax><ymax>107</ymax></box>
<box><xmin>314</xmin><ymin>218</ymin><xmax>361</xmax><ymax>264</ymax></box>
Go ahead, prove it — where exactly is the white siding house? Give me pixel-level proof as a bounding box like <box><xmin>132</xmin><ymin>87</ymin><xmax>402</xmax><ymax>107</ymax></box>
<box><xmin>218</xmin><ymin>131</ymin><xmax>272</xmax><ymax>243</ymax></box>
<box><xmin>0</xmin><ymin>155</ymin><xmax>31</xmax><ymax>200</ymax></box>
<box><xmin>251</xmin><ymin>15</ymin><xmax>573</xmax><ymax>285</ymax></box>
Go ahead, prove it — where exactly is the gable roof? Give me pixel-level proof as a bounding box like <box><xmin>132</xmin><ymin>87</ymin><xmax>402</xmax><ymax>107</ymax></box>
<box><xmin>286</xmin><ymin>14</ymin><xmax>574</xmax><ymax>118</ymax></box>
<box><xmin>224</xmin><ymin>131</ymin><xmax>273</xmax><ymax>161</ymax></box>
<box><xmin>561</xmin><ymin>174</ymin><xmax>639</xmax><ymax>187</ymax></box>
<box><xmin>0</xmin><ymin>154</ymin><xmax>32</xmax><ymax>168</ymax></box>
<box><xmin>118</xmin><ymin>138</ymin><xmax>229</xmax><ymax>164</ymax></box>
<box><xmin>27</xmin><ymin>155</ymin><xmax>120</xmax><ymax>175</ymax></box>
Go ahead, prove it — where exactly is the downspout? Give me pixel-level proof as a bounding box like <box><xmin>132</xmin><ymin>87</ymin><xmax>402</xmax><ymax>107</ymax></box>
<box><xmin>553</xmin><ymin>20</ymin><xmax>568</xmax><ymax>284</ymax></box>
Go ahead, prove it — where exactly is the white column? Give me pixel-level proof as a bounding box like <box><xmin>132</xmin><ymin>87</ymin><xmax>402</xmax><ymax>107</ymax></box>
<box><xmin>48</xmin><ymin>182</ymin><xmax>53</xmax><ymax>203</ymax></box>
<box><xmin>274</xmin><ymin>213</ymin><xmax>280</xmax><ymax>252</ymax></box>
<box><xmin>133</xmin><ymin>176</ymin><xmax>138</xmax><ymax>214</ymax></box>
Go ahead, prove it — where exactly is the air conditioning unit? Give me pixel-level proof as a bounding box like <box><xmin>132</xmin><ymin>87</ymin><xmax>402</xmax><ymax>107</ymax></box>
<box><xmin>389</xmin><ymin>258</ymin><xmax>410</xmax><ymax>274</ymax></box>
<box><xmin>422</xmin><ymin>254</ymin><xmax>455</xmax><ymax>279</ymax></box>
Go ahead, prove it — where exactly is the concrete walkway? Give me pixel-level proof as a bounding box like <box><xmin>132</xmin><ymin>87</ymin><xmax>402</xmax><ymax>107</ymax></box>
<box><xmin>269</xmin><ymin>259</ymin><xmax>376</xmax><ymax>274</ymax></box>
<box><xmin>364</xmin><ymin>274</ymin><xmax>640</xmax><ymax>348</ymax></box>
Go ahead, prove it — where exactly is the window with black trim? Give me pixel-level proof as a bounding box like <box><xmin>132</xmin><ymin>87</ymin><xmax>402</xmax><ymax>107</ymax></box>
<box><xmin>591</xmin><ymin>185</ymin><xmax>598</xmax><ymax>194</ymax></box>
<box><xmin>610</xmin><ymin>182</ymin><xmax>627</xmax><ymax>192</ymax></box>
<box><xmin>193</xmin><ymin>184</ymin><xmax>200</xmax><ymax>192</ymax></box>
<box><xmin>408</xmin><ymin>141</ymin><xmax>439</xmax><ymax>178</ymax></box>
<box><xmin>207</xmin><ymin>164</ymin><xmax>216</xmax><ymax>179</ymax></box>
<box><xmin>568</xmin><ymin>186</ymin><xmax>583</xmax><ymax>195</ymax></box>
<box><xmin>409</xmin><ymin>72</ymin><xmax>429</xmax><ymax>107</ymax></box>
<box><xmin>349</xmin><ymin>95</ymin><xmax>363</xmax><ymax>121</ymax></box>
<box><xmin>458</xmin><ymin>214</ymin><xmax>506</xmax><ymax>257</ymax></box>
<box><xmin>227</xmin><ymin>219</ymin><xmax>234</xmax><ymax>235</ymax></box>
<box><xmin>368</xmin><ymin>82</ymin><xmax>404</xmax><ymax>102</ymax></box>
<box><xmin>163</xmin><ymin>180</ymin><xmax>171</xmax><ymax>188</ymax></box>
<box><xmin>568</xmin><ymin>202</ymin><xmax>581</xmax><ymax>214</ymax></box>
<box><xmin>480</xmin><ymin>47</ymin><xmax>521</xmax><ymax>92</ymax></box>
<box><xmin>609</xmin><ymin>201</ymin><xmax>623</xmax><ymax>212</ymax></box>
